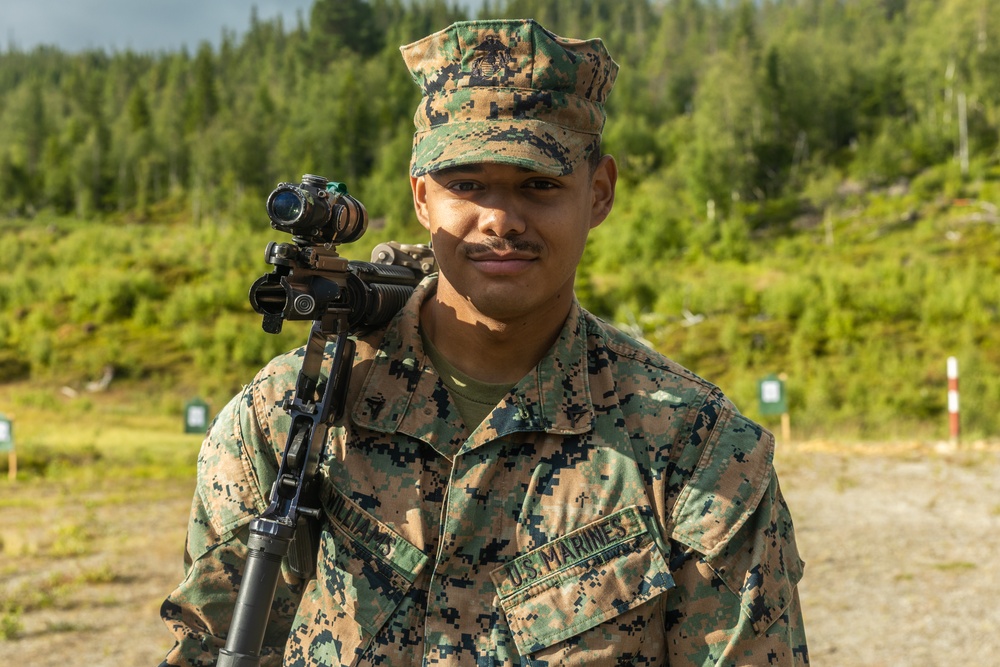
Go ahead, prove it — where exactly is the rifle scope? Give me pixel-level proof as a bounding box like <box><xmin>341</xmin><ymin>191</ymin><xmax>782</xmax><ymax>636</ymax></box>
<box><xmin>265</xmin><ymin>174</ymin><xmax>367</xmax><ymax>245</ymax></box>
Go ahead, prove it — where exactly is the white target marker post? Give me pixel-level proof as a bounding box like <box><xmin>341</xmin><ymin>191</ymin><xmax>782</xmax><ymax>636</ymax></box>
<box><xmin>0</xmin><ymin>413</ymin><xmax>14</xmax><ymax>481</ymax></box>
<box><xmin>947</xmin><ymin>356</ymin><xmax>960</xmax><ymax>447</ymax></box>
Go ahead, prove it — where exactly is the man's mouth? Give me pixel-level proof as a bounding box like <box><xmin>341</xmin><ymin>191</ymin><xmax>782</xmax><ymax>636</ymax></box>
<box><xmin>465</xmin><ymin>240</ymin><xmax>541</xmax><ymax>275</ymax></box>
<box><xmin>464</xmin><ymin>238</ymin><xmax>543</xmax><ymax>260</ymax></box>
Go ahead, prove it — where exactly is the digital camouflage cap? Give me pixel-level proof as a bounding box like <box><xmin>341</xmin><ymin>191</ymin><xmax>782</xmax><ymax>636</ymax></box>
<box><xmin>401</xmin><ymin>19</ymin><xmax>619</xmax><ymax>176</ymax></box>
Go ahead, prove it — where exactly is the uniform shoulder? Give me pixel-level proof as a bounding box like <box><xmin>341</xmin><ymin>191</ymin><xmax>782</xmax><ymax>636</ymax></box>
<box><xmin>580</xmin><ymin>308</ymin><xmax>716</xmax><ymax>396</ymax></box>
<box><xmin>251</xmin><ymin>327</ymin><xmax>385</xmax><ymax>402</ymax></box>
<box><xmin>579</xmin><ymin>309</ymin><xmax>776</xmax><ymax>557</ymax></box>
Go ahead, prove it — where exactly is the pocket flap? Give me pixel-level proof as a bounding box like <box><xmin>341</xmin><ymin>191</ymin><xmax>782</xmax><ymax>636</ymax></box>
<box><xmin>491</xmin><ymin>506</ymin><xmax>674</xmax><ymax>656</ymax></box>
<box><xmin>320</xmin><ymin>485</ymin><xmax>428</xmax><ymax>635</ymax></box>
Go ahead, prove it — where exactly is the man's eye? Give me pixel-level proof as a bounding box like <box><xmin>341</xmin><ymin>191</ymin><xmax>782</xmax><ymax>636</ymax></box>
<box><xmin>526</xmin><ymin>179</ymin><xmax>559</xmax><ymax>190</ymax></box>
<box><xmin>450</xmin><ymin>181</ymin><xmax>481</xmax><ymax>192</ymax></box>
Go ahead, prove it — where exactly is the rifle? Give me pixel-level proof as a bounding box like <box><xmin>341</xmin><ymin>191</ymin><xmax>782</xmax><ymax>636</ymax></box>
<box><xmin>217</xmin><ymin>175</ymin><xmax>434</xmax><ymax>667</ymax></box>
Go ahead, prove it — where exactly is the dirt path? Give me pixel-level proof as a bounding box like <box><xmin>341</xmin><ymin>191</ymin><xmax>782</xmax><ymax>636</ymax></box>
<box><xmin>2</xmin><ymin>442</ymin><xmax>998</xmax><ymax>666</ymax></box>
<box><xmin>0</xmin><ymin>476</ymin><xmax>193</xmax><ymax>666</ymax></box>
<box><xmin>776</xmin><ymin>441</ymin><xmax>1000</xmax><ymax>666</ymax></box>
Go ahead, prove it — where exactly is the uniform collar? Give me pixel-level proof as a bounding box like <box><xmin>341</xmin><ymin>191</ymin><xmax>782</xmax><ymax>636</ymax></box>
<box><xmin>352</xmin><ymin>276</ymin><xmax>595</xmax><ymax>454</ymax></box>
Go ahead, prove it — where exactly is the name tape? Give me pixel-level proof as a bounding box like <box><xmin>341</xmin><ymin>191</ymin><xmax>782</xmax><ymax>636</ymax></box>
<box><xmin>493</xmin><ymin>506</ymin><xmax>645</xmax><ymax>597</ymax></box>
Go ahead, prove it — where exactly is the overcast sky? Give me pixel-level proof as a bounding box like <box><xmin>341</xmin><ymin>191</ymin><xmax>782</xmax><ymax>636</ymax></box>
<box><xmin>1</xmin><ymin>1</ymin><xmax>319</xmax><ymax>53</ymax></box>
<box><xmin>0</xmin><ymin>1</ymin><xmax>483</xmax><ymax>54</ymax></box>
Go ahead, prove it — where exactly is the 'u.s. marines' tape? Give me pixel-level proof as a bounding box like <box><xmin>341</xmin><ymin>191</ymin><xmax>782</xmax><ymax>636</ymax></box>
<box><xmin>492</xmin><ymin>505</ymin><xmax>646</xmax><ymax>598</ymax></box>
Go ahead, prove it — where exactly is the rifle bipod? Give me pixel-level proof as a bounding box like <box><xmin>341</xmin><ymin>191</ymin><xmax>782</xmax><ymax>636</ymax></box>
<box><xmin>217</xmin><ymin>316</ymin><xmax>354</xmax><ymax>667</ymax></box>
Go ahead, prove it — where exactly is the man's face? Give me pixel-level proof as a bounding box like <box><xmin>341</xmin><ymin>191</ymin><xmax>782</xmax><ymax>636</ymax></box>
<box><xmin>411</xmin><ymin>158</ymin><xmax>617</xmax><ymax>324</ymax></box>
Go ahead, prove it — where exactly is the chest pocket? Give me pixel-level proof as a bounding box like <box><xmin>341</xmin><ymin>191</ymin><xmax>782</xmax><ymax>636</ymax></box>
<box><xmin>285</xmin><ymin>484</ymin><xmax>428</xmax><ymax>666</ymax></box>
<box><xmin>490</xmin><ymin>506</ymin><xmax>674</xmax><ymax>660</ymax></box>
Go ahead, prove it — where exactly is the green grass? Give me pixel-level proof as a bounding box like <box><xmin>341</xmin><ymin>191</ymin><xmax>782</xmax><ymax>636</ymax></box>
<box><xmin>0</xmin><ymin>381</ymin><xmax>202</xmax><ymax>484</ymax></box>
<box><xmin>931</xmin><ymin>561</ymin><xmax>977</xmax><ymax>573</ymax></box>
<box><xmin>2</xmin><ymin>166</ymin><xmax>1000</xmax><ymax>444</ymax></box>
<box><xmin>0</xmin><ymin>565</ymin><xmax>127</xmax><ymax>620</ymax></box>
<box><xmin>0</xmin><ymin>608</ymin><xmax>23</xmax><ymax>640</ymax></box>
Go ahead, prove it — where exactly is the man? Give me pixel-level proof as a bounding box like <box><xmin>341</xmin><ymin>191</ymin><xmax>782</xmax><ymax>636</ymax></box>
<box><xmin>161</xmin><ymin>18</ymin><xmax>808</xmax><ymax>666</ymax></box>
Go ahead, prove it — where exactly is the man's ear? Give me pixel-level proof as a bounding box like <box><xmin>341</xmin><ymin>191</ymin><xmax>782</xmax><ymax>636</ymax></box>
<box><xmin>411</xmin><ymin>175</ymin><xmax>431</xmax><ymax>231</ymax></box>
<box><xmin>589</xmin><ymin>155</ymin><xmax>618</xmax><ymax>230</ymax></box>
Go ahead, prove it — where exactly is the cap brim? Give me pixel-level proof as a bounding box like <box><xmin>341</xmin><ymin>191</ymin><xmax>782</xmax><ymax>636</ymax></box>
<box><xmin>410</xmin><ymin>119</ymin><xmax>599</xmax><ymax>177</ymax></box>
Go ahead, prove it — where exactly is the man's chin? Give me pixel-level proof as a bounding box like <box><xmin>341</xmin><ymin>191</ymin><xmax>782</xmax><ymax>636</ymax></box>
<box><xmin>464</xmin><ymin>294</ymin><xmax>531</xmax><ymax>323</ymax></box>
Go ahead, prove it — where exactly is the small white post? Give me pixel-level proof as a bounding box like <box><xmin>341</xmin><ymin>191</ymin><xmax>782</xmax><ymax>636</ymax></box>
<box><xmin>947</xmin><ymin>356</ymin><xmax>960</xmax><ymax>447</ymax></box>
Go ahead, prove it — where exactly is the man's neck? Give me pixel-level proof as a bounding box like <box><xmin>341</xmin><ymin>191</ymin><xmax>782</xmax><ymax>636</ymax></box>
<box><xmin>419</xmin><ymin>285</ymin><xmax>572</xmax><ymax>385</ymax></box>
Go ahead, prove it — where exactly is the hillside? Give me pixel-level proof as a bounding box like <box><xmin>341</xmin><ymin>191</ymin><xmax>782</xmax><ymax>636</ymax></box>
<box><xmin>2</xmin><ymin>0</ymin><xmax>1000</xmax><ymax>442</ymax></box>
<box><xmin>1</xmin><ymin>162</ymin><xmax>998</xmax><ymax>443</ymax></box>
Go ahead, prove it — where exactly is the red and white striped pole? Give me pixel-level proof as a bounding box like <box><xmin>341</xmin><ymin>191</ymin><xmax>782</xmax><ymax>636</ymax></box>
<box><xmin>947</xmin><ymin>356</ymin><xmax>960</xmax><ymax>446</ymax></box>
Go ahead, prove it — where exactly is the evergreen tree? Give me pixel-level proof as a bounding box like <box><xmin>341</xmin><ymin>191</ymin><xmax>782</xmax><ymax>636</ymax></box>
<box><xmin>309</xmin><ymin>0</ymin><xmax>384</xmax><ymax>63</ymax></box>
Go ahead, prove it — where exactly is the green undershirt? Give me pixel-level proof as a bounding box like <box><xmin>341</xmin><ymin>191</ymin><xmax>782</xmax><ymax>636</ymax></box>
<box><xmin>421</xmin><ymin>329</ymin><xmax>515</xmax><ymax>432</ymax></box>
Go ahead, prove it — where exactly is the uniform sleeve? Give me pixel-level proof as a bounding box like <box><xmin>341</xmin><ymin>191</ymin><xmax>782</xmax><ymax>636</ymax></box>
<box><xmin>159</xmin><ymin>378</ymin><xmax>304</xmax><ymax>667</ymax></box>
<box><xmin>664</xmin><ymin>393</ymin><xmax>809</xmax><ymax>665</ymax></box>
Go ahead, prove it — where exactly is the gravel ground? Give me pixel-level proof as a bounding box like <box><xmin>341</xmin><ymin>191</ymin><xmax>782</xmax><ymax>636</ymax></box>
<box><xmin>777</xmin><ymin>441</ymin><xmax>1000</xmax><ymax>666</ymax></box>
<box><xmin>1</xmin><ymin>441</ymin><xmax>998</xmax><ymax>666</ymax></box>
<box><xmin>0</xmin><ymin>477</ymin><xmax>191</xmax><ymax>666</ymax></box>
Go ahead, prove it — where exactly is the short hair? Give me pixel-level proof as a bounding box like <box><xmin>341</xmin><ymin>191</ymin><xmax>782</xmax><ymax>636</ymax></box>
<box><xmin>587</xmin><ymin>143</ymin><xmax>603</xmax><ymax>174</ymax></box>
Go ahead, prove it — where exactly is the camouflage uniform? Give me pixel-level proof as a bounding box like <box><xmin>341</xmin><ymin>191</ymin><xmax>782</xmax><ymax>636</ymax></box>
<box><xmin>161</xmin><ymin>19</ymin><xmax>808</xmax><ymax>666</ymax></box>
<box><xmin>161</xmin><ymin>279</ymin><xmax>807</xmax><ymax>666</ymax></box>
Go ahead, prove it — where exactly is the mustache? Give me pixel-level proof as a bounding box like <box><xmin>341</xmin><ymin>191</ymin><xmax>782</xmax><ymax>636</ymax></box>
<box><xmin>463</xmin><ymin>237</ymin><xmax>544</xmax><ymax>255</ymax></box>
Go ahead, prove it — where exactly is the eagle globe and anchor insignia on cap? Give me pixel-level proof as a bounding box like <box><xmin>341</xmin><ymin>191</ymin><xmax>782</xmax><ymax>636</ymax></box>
<box><xmin>470</xmin><ymin>34</ymin><xmax>513</xmax><ymax>78</ymax></box>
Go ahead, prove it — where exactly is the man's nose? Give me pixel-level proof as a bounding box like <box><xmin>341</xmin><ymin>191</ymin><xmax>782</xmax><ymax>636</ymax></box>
<box><xmin>476</xmin><ymin>198</ymin><xmax>526</xmax><ymax>237</ymax></box>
